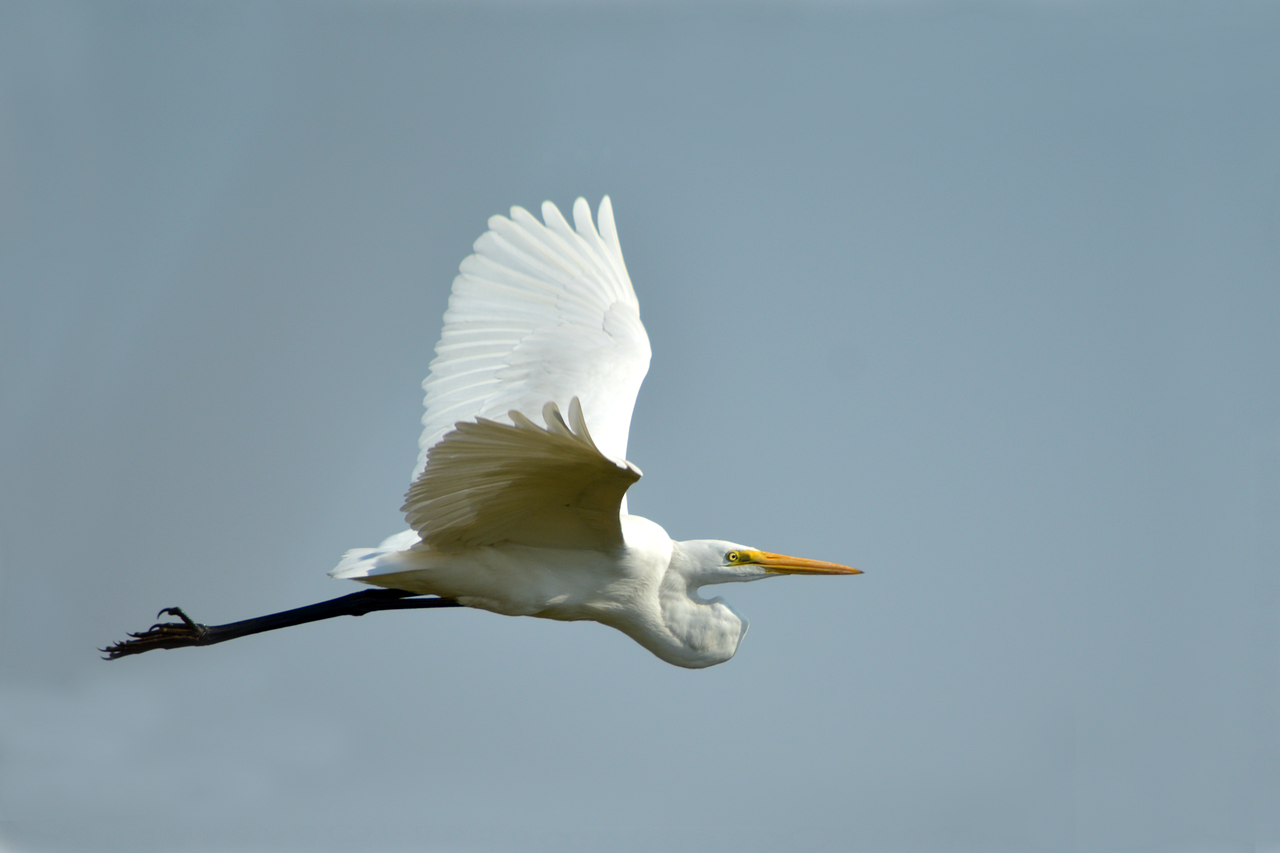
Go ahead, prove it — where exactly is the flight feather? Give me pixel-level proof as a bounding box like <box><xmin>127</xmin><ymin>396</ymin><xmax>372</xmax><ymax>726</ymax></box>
<box><xmin>403</xmin><ymin>398</ymin><xmax>642</xmax><ymax>551</ymax></box>
<box><xmin>413</xmin><ymin>196</ymin><xmax>651</xmax><ymax>481</ymax></box>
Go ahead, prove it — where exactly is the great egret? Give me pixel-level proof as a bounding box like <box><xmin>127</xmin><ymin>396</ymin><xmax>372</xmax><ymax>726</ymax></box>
<box><xmin>106</xmin><ymin>197</ymin><xmax>860</xmax><ymax>668</ymax></box>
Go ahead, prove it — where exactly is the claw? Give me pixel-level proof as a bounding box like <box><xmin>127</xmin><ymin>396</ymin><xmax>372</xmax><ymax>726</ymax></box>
<box><xmin>102</xmin><ymin>607</ymin><xmax>210</xmax><ymax>659</ymax></box>
<box><xmin>156</xmin><ymin>606</ymin><xmax>197</xmax><ymax>628</ymax></box>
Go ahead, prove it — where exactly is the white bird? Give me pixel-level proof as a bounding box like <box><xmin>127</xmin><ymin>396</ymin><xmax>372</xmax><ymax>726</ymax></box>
<box><xmin>106</xmin><ymin>197</ymin><xmax>860</xmax><ymax>669</ymax></box>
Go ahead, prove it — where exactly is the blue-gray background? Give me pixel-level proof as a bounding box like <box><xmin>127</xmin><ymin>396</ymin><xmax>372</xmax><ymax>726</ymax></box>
<box><xmin>2</xmin><ymin>3</ymin><xmax>1278</xmax><ymax>852</ymax></box>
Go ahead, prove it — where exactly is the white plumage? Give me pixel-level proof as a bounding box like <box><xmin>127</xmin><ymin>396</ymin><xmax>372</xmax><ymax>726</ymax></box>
<box><xmin>331</xmin><ymin>197</ymin><xmax>860</xmax><ymax>668</ymax></box>
<box><xmin>413</xmin><ymin>197</ymin><xmax>649</xmax><ymax>479</ymax></box>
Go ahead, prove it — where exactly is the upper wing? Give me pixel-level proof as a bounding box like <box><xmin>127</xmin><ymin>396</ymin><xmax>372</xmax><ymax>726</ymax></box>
<box><xmin>413</xmin><ymin>196</ymin><xmax>651</xmax><ymax>482</ymax></box>
<box><xmin>403</xmin><ymin>399</ymin><xmax>642</xmax><ymax>551</ymax></box>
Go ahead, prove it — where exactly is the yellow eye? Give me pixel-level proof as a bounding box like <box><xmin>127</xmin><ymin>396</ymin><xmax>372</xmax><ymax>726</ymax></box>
<box><xmin>726</xmin><ymin>551</ymin><xmax>741</xmax><ymax>563</ymax></box>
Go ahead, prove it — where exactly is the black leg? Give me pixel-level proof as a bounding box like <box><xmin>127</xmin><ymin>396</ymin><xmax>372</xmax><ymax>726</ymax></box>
<box><xmin>102</xmin><ymin>589</ymin><xmax>463</xmax><ymax>659</ymax></box>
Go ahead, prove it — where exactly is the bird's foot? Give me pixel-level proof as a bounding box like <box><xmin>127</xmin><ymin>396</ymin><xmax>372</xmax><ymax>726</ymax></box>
<box><xmin>101</xmin><ymin>607</ymin><xmax>211</xmax><ymax>659</ymax></box>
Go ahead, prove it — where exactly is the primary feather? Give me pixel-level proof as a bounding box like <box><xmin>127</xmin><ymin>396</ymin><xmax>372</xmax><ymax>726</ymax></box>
<box><xmin>414</xmin><ymin>197</ymin><xmax>650</xmax><ymax>481</ymax></box>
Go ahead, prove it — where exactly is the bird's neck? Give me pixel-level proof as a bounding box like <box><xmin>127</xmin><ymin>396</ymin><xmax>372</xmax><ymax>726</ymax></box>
<box><xmin>649</xmin><ymin>571</ymin><xmax>748</xmax><ymax>669</ymax></box>
<box><xmin>607</xmin><ymin>516</ymin><xmax>749</xmax><ymax>669</ymax></box>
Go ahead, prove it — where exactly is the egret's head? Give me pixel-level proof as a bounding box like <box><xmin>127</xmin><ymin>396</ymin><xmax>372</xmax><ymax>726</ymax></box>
<box><xmin>675</xmin><ymin>539</ymin><xmax>862</xmax><ymax>586</ymax></box>
<box><xmin>646</xmin><ymin>538</ymin><xmax>862</xmax><ymax>669</ymax></box>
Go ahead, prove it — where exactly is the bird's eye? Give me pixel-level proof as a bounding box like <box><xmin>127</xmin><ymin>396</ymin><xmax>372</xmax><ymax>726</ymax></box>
<box><xmin>726</xmin><ymin>551</ymin><xmax>741</xmax><ymax>563</ymax></box>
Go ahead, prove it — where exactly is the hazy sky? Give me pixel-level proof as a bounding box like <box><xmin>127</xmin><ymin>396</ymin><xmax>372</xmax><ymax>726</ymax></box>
<box><xmin>2</xmin><ymin>2</ymin><xmax>1278</xmax><ymax>852</ymax></box>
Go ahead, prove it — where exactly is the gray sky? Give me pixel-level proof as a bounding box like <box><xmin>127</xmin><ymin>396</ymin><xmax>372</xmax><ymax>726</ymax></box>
<box><xmin>2</xmin><ymin>2</ymin><xmax>1278</xmax><ymax>851</ymax></box>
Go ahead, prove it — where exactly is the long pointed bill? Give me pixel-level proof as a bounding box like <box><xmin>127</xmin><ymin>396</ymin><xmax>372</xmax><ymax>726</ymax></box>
<box><xmin>749</xmin><ymin>550</ymin><xmax>863</xmax><ymax>575</ymax></box>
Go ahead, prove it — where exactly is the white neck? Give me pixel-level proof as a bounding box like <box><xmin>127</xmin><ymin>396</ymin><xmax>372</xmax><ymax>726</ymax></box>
<box><xmin>606</xmin><ymin>521</ymin><xmax>751</xmax><ymax>669</ymax></box>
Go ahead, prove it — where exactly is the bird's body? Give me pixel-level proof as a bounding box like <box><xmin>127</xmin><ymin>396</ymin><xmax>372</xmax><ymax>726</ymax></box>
<box><xmin>339</xmin><ymin>517</ymin><xmax>751</xmax><ymax>668</ymax></box>
<box><xmin>105</xmin><ymin>195</ymin><xmax>859</xmax><ymax>667</ymax></box>
<box><xmin>328</xmin><ymin>196</ymin><xmax>860</xmax><ymax>668</ymax></box>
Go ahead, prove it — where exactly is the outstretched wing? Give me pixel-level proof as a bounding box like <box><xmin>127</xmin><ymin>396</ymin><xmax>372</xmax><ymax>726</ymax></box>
<box><xmin>403</xmin><ymin>399</ymin><xmax>642</xmax><ymax>551</ymax></box>
<box><xmin>413</xmin><ymin>196</ymin><xmax>651</xmax><ymax>484</ymax></box>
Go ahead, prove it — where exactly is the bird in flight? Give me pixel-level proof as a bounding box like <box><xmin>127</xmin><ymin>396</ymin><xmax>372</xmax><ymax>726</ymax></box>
<box><xmin>106</xmin><ymin>197</ymin><xmax>861</xmax><ymax>668</ymax></box>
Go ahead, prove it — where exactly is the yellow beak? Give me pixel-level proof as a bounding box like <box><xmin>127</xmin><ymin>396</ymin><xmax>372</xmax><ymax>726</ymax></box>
<box><xmin>749</xmin><ymin>550</ymin><xmax>863</xmax><ymax>575</ymax></box>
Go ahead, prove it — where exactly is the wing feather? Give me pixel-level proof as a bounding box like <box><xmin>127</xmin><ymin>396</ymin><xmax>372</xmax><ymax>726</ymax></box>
<box><xmin>403</xmin><ymin>399</ymin><xmax>641</xmax><ymax>551</ymax></box>
<box><xmin>414</xmin><ymin>197</ymin><xmax>651</xmax><ymax>481</ymax></box>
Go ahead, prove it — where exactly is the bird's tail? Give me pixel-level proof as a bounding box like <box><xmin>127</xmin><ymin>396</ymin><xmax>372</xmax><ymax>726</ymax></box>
<box><xmin>329</xmin><ymin>529</ymin><xmax>422</xmax><ymax>580</ymax></box>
